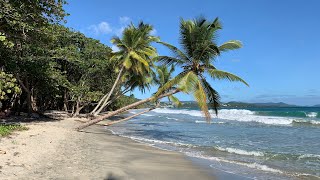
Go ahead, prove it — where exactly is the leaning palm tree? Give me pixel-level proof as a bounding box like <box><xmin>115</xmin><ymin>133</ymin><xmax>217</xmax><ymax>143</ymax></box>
<box><xmin>155</xmin><ymin>17</ymin><xmax>249</xmax><ymax>120</ymax></box>
<box><xmin>76</xmin><ymin>17</ymin><xmax>248</xmax><ymax>130</ymax></box>
<box><xmin>90</xmin><ymin>22</ymin><xmax>159</xmax><ymax>116</ymax></box>
<box><xmin>101</xmin><ymin>65</ymin><xmax>180</xmax><ymax>126</ymax></box>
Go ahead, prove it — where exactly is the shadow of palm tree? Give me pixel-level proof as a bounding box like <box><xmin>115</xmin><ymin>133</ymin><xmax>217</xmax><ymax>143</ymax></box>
<box><xmin>104</xmin><ymin>173</ymin><xmax>122</xmax><ymax>180</ymax></box>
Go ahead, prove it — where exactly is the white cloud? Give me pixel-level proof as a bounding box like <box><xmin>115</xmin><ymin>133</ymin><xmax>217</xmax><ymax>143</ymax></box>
<box><xmin>87</xmin><ymin>16</ymin><xmax>132</xmax><ymax>37</ymax></box>
<box><xmin>89</xmin><ymin>22</ymin><xmax>112</xmax><ymax>35</ymax></box>
<box><xmin>119</xmin><ymin>16</ymin><xmax>131</xmax><ymax>24</ymax></box>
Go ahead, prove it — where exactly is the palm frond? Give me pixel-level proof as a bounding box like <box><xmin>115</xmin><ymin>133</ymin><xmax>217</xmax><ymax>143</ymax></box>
<box><xmin>178</xmin><ymin>71</ymin><xmax>199</xmax><ymax>93</ymax></box>
<box><xmin>155</xmin><ymin>71</ymin><xmax>188</xmax><ymax>97</ymax></box>
<box><xmin>193</xmin><ymin>81</ymin><xmax>211</xmax><ymax>121</ymax></box>
<box><xmin>168</xmin><ymin>95</ymin><xmax>182</xmax><ymax>107</ymax></box>
<box><xmin>157</xmin><ymin>41</ymin><xmax>190</xmax><ymax>62</ymax></box>
<box><xmin>129</xmin><ymin>51</ymin><xmax>149</xmax><ymax>67</ymax></box>
<box><xmin>201</xmin><ymin>77</ymin><xmax>220</xmax><ymax>115</ymax></box>
<box><xmin>137</xmin><ymin>48</ymin><xmax>157</xmax><ymax>57</ymax></box>
<box><xmin>122</xmin><ymin>54</ymin><xmax>132</xmax><ymax>69</ymax></box>
<box><xmin>155</xmin><ymin>56</ymin><xmax>185</xmax><ymax>66</ymax></box>
<box><xmin>218</xmin><ymin>40</ymin><xmax>242</xmax><ymax>52</ymax></box>
<box><xmin>206</xmin><ymin>69</ymin><xmax>249</xmax><ymax>86</ymax></box>
<box><xmin>209</xmin><ymin>17</ymin><xmax>222</xmax><ymax>31</ymax></box>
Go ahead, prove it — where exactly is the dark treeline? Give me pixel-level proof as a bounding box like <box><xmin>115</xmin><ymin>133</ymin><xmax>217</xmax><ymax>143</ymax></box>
<box><xmin>0</xmin><ymin>0</ymin><xmax>141</xmax><ymax>116</ymax></box>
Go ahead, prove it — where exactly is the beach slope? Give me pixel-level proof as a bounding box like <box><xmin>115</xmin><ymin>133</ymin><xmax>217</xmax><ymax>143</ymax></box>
<box><xmin>0</xmin><ymin>118</ymin><xmax>213</xmax><ymax>180</ymax></box>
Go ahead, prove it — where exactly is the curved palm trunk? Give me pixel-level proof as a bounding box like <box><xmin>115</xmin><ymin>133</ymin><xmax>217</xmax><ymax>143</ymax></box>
<box><xmin>90</xmin><ymin>94</ymin><xmax>108</xmax><ymax>115</ymax></box>
<box><xmin>103</xmin><ymin>105</ymin><xmax>159</xmax><ymax>126</ymax></box>
<box><xmin>91</xmin><ymin>66</ymin><xmax>124</xmax><ymax>116</ymax></box>
<box><xmin>76</xmin><ymin>89</ymin><xmax>179</xmax><ymax>131</ymax></box>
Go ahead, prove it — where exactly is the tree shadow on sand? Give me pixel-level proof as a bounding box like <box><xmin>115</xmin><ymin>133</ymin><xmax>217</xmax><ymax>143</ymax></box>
<box><xmin>104</xmin><ymin>173</ymin><xmax>123</xmax><ymax>180</ymax></box>
<box><xmin>0</xmin><ymin>110</ymin><xmax>68</xmax><ymax>125</ymax></box>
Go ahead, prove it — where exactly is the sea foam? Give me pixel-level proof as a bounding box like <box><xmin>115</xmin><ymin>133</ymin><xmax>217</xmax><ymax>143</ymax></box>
<box><xmin>215</xmin><ymin>146</ymin><xmax>264</xmax><ymax>157</ymax></box>
<box><xmin>152</xmin><ymin>108</ymin><xmax>320</xmax><ymax>126</ymax></box>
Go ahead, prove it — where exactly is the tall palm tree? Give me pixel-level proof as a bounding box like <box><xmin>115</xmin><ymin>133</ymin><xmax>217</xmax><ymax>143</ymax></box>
<box><xmin>155</xmin><ymin>17</ymin><xmax>248</xmax><ymax>120</ymax></box>
<box><xmin>76</xmin><ymin>17</ymin><xmax>248</xmax><ymax>130</ymax></box>
<box><xmin>90</xmin><ymin>22</ymin><xmax>159</xmax><ymax>116</ymax></box>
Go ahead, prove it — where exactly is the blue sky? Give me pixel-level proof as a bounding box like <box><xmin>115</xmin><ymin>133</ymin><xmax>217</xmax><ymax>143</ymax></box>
<box><xmin>64</xmin><ymin>0</ymin><xmax>320</xmax><ymax>106</ymax></box>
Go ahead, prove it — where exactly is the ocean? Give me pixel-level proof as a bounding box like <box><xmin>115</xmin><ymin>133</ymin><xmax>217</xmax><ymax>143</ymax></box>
<box><xmin>107</xmin><ymin>107</ymin><xmax>320</xmax><ymax>179</ymax></box>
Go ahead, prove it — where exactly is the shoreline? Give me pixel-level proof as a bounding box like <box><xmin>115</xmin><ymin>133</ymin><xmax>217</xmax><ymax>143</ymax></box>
<box><xmin>0</xmin><ymin>117</ymin><xmax>216</xmax><ymax>179</ymax></box>
<box><xmin>106</xmin><ymin>128</ymin><xmax>253</xmax><ymax>180</ymax></box>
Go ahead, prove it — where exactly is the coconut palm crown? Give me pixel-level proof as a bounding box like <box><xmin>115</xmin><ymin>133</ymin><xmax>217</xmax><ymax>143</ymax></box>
<box><xmin>110</xmin><ymin>22</ymin><xmax>159</xmax><ymax>75</ymax></box>
<box><xmin>156</xmin><ymin>17</ymin><xmax>249</xmax><ymax>121</ymax></box>
<box><xmin>90</xmin><ymin>22</ymin><xmax>159</xmax><ymax>116</ymax></box>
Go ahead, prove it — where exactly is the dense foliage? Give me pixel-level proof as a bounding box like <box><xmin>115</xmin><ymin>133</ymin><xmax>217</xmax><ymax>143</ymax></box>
<box><xmin>0</xmin><ymin>71</ymin><xmax>21</xmax><ymax>112</ymax></box>
<box><xmin>0</xmin><ymin>0</ymin><xmax>141</xmax><ymax>116</ymax></box>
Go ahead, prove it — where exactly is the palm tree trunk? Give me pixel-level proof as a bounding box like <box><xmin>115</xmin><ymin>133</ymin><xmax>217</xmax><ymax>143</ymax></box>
<box><xmin>75</xmin><ymin>89</ymin><xmax>179</xmax><ymax>131</ymax></box>
<box><xmin>104</xmin><ymin>103</ymin><xmax>160</xmax><ymax>126</ymax></box>
<box><xmin>89</xmin><ymin>93</ymin><xmax>108</xmax><ymax>114</ymax></box>
<box><xmin>91</xmin><ymin>66</ymin><xmax>124</xmax><ymax>116</ymax></box>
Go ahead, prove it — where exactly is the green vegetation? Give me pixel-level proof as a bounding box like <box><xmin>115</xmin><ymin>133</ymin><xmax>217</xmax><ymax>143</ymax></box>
<box><xmin>0</xmin><ymin>124</ymin><xmax>28</xmax><ymax>137</ymax></box>
<box><xmin>1</xmin><ymin>1</ymin><xmax>247</xmax><ymax>129</ymax></box>
<box><xmin>76</xmin><ymin>17</ymin><xmax>248</xmax><ymax>130</ymax></box>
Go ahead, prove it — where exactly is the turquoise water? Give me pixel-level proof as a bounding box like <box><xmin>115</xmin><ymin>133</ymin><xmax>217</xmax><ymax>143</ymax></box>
<box><xmin>107</xmin><ymin>107</ymin><xmax>320</xmax><ymax>179</ymax></box>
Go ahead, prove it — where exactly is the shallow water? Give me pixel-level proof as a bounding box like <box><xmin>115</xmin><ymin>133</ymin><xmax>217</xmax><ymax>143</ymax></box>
<box><xmin>107</xmin><ymin>107</ymin><xmax>320</xmax><ymax>179</ymax></box>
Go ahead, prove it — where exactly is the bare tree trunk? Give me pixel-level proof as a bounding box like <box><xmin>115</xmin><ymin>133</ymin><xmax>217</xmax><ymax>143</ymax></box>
<box><xmin>71</xmin><ymin>103</ymin><xmax>75</xmax><ymax>116</ymax></box>
<box><xmin>25</xmin><ymin>79</ymin><xmax>33</xmax><ymax>115</ymax></box>
<box><xmin>91</xmin><ymin>66</ymin><xmax>124</xmax><ymax>116</ymax></box>
<box><xmin>104</xmin><ymin>103</ymin><xmax>160</xmax><ymax>126</ymax></box>
<box><xmin>15</xmin><ymin>75</ymin><xmax>34</xmax><ymax>115</ymax></box>
<box><xmin>73</xmin><ymin>97</ymin><xmax>84</xmax><ymax>117</ymax></box>
<box><xmin>76</xmin><ymin>89</ymin><xmax>179</xmax><ymax>131</ymax></box>
<box><xmin>73</xmin><ymin>105</ymin><xmax>84</xmax><ymax>117</ymax></box>
<box><xmin>63</xmin><ymin>88</ymin><xmax>68</xmax><ymax>112</ymax></box>
<box><xmin>30</xmin><ymin>87</ymin><xmax>37</xmax><ymax>112</ymax></box>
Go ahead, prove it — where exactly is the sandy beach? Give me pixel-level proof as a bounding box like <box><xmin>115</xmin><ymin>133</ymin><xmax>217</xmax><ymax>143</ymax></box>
<box><xmin>0</xmin><ymin>116</ymin><xmax>214</xmax><ymax>180</ymax></box>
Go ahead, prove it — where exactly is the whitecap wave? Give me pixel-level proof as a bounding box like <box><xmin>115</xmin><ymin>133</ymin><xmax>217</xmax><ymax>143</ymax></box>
<box><xmin>112</xmin><ymin>134</ymin><xmax>198</xmax><ymax>148</ymax></box>
<box><xmin>195</xmin><ymin>120</ymin><xmax>225</xmax><ymax>124</ymax></box>
<box><xmin>166</xmin><ymin>117</ymin><xmax>179</xmax><ymax>121</ymax></box>
<box><xmin>292</xmin><ymin>119</ymin><xmax>320</xmax><ymax>125</ymax></box>
<box><xmin>298</xmin><ymin>154</ymin><xmax>320</xmax><ymax>160</ymax></box>
<box><xmin>195</xmin><ymin>120</ymin><xmax>206</xmax><ymax>123</ymax></box>
<box><xmin>306</xmin><ymin>112</ymin><xmax>318</xmax><ymax>118</ymax></box>
<box><xmin>153</xmin><ymin>108</ymin><xmax>203</xmax><ymax>117</ymax></box>
<box><xmin>217</xmin><ymin>109</ymin><xmax>293</xmax><ymax>125</ymax></box>
<box><xmin>215</xmin><ymin>146</ymin><xmax>264</xmax><ymax>157</ymax></box>
<box><xmin>152</xmin><ymin>108</ymin><xmax>320</xmax><ymax>126</ymax></box>
<box><xmin>185</xmin><ymin>152</ymin><xmax>283</xmax><ymax>174</ymax></box>
<box><xmin>140</xmin><ymin>114</ymin><xmax>154</xmax><ymax>117</ymax></box>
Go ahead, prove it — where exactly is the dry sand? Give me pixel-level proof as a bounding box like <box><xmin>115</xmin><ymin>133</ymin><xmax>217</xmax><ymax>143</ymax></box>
<box><xmin>0</xmin><ymin>116</ymin><xmax>214</xmax><ymax>180</ymax></box>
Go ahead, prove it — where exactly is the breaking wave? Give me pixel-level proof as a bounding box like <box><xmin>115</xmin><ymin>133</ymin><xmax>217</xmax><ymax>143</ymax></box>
<box><xmin>152</xmin><ymin>108</ymin><xmax>320</xmax><ymax>126</ymax></box>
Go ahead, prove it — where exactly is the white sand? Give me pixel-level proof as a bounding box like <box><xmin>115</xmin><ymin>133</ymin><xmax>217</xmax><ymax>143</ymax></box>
<box><xmin>0</xmin><ymin>117</ymin><xmax>214</xmax><ymax>180</ymax></box>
